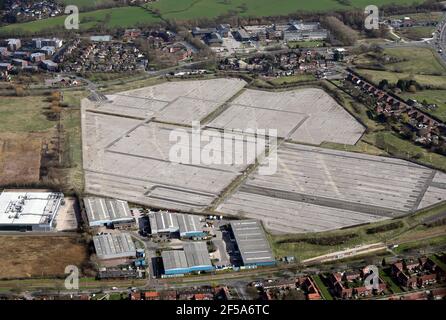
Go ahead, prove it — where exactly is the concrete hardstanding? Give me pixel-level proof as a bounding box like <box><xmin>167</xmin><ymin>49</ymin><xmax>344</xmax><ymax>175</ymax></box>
<box><xmin>217</xmin><ymin>143</ymin><xmax>446</xmax><ymax>234</ymax></box>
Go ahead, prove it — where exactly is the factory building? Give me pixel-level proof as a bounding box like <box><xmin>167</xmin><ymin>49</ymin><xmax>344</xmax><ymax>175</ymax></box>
<box><xmin>283</xmin><ymin>22</ymin><xmax>328</xmax><ymax>42</ymax></box>
<box><xmin>32</xmin><ymin>38</ymin><xmax>63</xmax><ymax>49</ymax></box>
<box><xmin>149</xmin><ymin>211</ymin><xmax>206</xmax><ymax>238</ymax></box>
<box><xmin>230</xmin><ymin>220</ymin><xmax>276</xmax><ymax>267</ymax></box>
<box><xmin>162</xmin><ymin>242</ymin><xmax>214</xmax><ymax>276</ymax></box>
<box><xmin>84</xmin><ymin>197</ymin><xmax>135</xmax><ymax>228</ymax></box>
<box><xmin>93</xmin><ymin>233</ymin><xmax>136</xmax><ymax>260</ymax></box>
<box><xmin>0</xmin><ymin>191</ymin><xmax>64</xmax><ymax>231</ymax></box>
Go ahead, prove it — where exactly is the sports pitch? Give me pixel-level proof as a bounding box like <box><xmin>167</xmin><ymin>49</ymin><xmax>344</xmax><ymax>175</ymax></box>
<box><xmin>82</xmin><ymin>78</ymin><xmax>446</xmax><ymax>234</ymax></box>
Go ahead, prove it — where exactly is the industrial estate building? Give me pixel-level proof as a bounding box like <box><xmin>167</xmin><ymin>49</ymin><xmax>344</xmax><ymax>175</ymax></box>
<box><xmin>84</xmin><ymin>197</ymin><xmax>134</xmax><ymax>228</ymax></box>
<box><xmin>93</xmin><ymin>233</ymin><xmax>136</xmax><ymax>260</ymax></box>
<box><xmin>0</xmin><ymin>191</ymin><xmax>64</xmax><ymax>231</ymax></box>
<box><xmin>230</xmin><ymin>220</ymin><xmax>276</xmax><ymax>267</ymax></box>
<box><xmin>161</xmin><ymin>242</ymin><xmax>214</xmax><ymax>276</ymax></box>
<box><xmin>149</xmin><ymin>211</ymin><xmax>206</xmax><ymax>238</ymax></box>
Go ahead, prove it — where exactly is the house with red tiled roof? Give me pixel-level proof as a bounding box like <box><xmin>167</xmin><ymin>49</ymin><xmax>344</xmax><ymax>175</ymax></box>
<box><xmin>308</xmin><ymin>292</ymin><xmax>322</xmax><ymax>300</ymax></box>
<box><xmin>194</xmin><ymin>293</ymin><xmax>213</xmax><ymax>300</ymax></box>
<box><xmin>417</xmin><ymin>274</ymin><xmax>437</xmax><ymax>287</ymax></box>
<box><xmin>130</xmin><ymin>292</ymin><xmax>142</xmax><ymax>300</ymax></box>
<box><xmin>144</xmin><ymin>291</ymin><xmax>160</xmax><ymax>300</ymax></box>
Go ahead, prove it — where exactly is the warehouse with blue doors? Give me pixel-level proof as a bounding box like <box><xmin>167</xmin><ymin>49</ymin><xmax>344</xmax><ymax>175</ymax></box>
<box><xmin>230</xmin><ymin>219</ymin><xmax>276</xmax><ymax>268</ymax></box>
<box><xmin>161</xmin><ymin>242</ymin><xmax>214</xmax><ymax>276</ymax></box>
<box><xmin>149</xmin><ymin>211</ymin><xmax>207</xmax><ymax>238</ymax></box>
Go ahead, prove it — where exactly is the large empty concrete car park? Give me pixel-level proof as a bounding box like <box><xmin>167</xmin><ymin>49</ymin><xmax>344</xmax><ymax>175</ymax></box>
<box><xmin>217</xmin><ymin>143</ymin><xmax>446</xmax><ymax>234</ymax></box>
<box><xmin>82</xmin><ymin>78</ymin><xmax>446</xmax><ymax>234</ymax></box>
<box><xmin>208</xmin><ymin>88</ymin><xmax>365</xmax><ymax>145</ymax></box>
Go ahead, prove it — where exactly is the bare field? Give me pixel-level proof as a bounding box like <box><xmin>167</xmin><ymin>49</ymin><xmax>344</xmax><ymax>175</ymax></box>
<box><xmin>0</xmin><ymin>94</ymin><xmax>84</xmax><ymax>191</ymax></box>
<box><xmin>0</xmin><ymin>133</ymin><xmax>42</xmax><ymax>186</ymax></box>
<box><xmin>0</xmin><ymin>236</ymin><xmax>88</xmax><ymax>279</ymax></box>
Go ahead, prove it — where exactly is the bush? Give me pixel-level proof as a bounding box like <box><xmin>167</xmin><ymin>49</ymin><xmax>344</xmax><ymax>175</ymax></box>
<box><xmin>366</xmin><ymin>221</ymin><xmax>403</xmax><ymax>234</ymax></box>
<box><xmin>277</xmin><ymin>233</ymin><xmax>357</xmax><ymax>246</ymax></box>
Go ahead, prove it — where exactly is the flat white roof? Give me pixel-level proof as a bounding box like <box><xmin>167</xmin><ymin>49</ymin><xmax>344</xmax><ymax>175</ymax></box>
<box><xmin>0</xmin><ymin>191</ymin><xmax>63</xmax><ymax>226</ymax></box>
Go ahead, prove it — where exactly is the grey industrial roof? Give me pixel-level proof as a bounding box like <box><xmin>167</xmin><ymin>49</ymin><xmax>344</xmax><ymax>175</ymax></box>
<box><xmin>183</xmin><ymin>242</ymin><xmax>212</xmax><ymax>267</ymax></box>
<box><xmin>42</xmin><ymin>59</ymin><xmax>58</xmax><ymax>66</ymax></box>
<box><xmin>177</xmin><ymin>214</ymin><xmax>203</xmax><ymax>235</ymax></box>
<box><xmin>93</xmin><ymin>233</ymin><xmax>136</xmax><ymax>260</ymax></box>
<box><xmin>149</xmin><ymin>211</ymin><xmax>179</xmax><ymax>233</ymax></box>
<box><xmin>161</xmin><ymin>250</ymin><xmax>188</xmax><ymax>271</ymax></box>
<box><xmin>235</xmin><ymin>29</ymin><xmax>250</xmax><ymax>38</ymax></box>
<box><xmin>230</xmin><ymin>220</ymin><xmax>275</xmax><ymax>266</ymax></box>
<box><xmin>162</xmin><ymin>241</ymin><xmax>212</xmax><ymax>271</ymax></box>
<box><xmin>84</xmin><ymin>197</ymin><xmax>133</xmax><ymax>225</ymax></box>
<box><xmin>149</xmin><ymin>211</ymin><xmax>203</xmax><ymax>235</ymax></box>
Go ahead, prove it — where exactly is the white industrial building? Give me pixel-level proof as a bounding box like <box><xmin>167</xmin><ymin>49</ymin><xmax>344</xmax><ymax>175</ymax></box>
<box><xmin>84</xmin><ymin>197</ymin><xmax>134</xmax><ymax>228</ymax></box>
<box><xmin>0</xmin><ymin>191</ymin><xmax>64</xmax><ymax>231</ymax></box>
<box><xmin>283</xmin><ymin>22</ymin><xmax>328</xmax><ymax>42</ymax></box>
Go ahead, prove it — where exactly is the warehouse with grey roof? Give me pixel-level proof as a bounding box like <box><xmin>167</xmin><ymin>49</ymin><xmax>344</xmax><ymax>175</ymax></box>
<box><xmin>93</xmin><ymin>233</ymin><xmax>136</xmax><ymax>260</ymax></box>
<box><xmin>230</xmin><ymin>220</ymin><xmax>276</xmax><ymax>267</ymax></box>
<box><xmin>84</xmin><ymin>197</ymin><xmax>134</xmax><ymax>227</ymax></box>
<box><xmin>149</xmin><ymin>211</ymin><xmax>206</xmax><ymax>238</ymax></box>
<box><xmin>161</xmin><ymin>241</ymin><xmax>214</xmax><ymax>276</ymax></box>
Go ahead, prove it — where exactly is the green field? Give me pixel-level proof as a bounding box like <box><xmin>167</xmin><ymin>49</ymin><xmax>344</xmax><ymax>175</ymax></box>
<box><xmin>57</xmin><ymin>0</ymin><xmax>117</xmax><ymax>10</ymax></box>
<box><xmin>356</xmin><ymin>47</ymin><xmax>446</xmax><ymax>76</ymax></box>
<box><xmin>0</xmin><ymin>92</ymin><xmax>85</xmax><ymax>192</ymax></box>
<box><xmin>396</xmin><ymin>26</ymin><xmax>436</xmax><ymax>41</ymax></box>
<box><xmin>0</xmin><ymin>96</ymin><xmax>55</xmax><ymax>133</ymax></box>
<box><xmin>147</xmin><ymin>0</ymin><xmax>422</xmax><ymax>21</ymax></box>
<box><xmin>356</xmin><ymin>69</ymin><xmax>446</xmax><ymax>89</ymax></box>
<box><xmin>354</xmin><ymin>46</ymin><xmax>446</xmax><ymax>90</ymax></box>
<box><xmin>388</xmin><ymin>11</ymin><xmax>444</xmax><ymax>23</ymax></box>
<box><xmin>362</xmin><ymin>131</ymin><xmax>446</xmax><ymax>172</ymax></box>
<box><xmin>383</xmin><ymin>47</ymin><xmax>446</xmax><ymax>75</ymax></box>
<box><xmin>269</xmin><ymin>74</ymin><xmax>316</xmax><ymax>85</ymax></box>
<box><xmin>0</xmin><ymin>7</ymin><xmax>161</xmax><ymax>35</ymax></box>
<box><xmin>0</xmin><ymin>0</ymin><xmax>424</xmax><ymax>34</ymax></box>
<box><xmin>393</xmin><ymin>234</ymin><xmax>446</xmax><ymax>253</ymax></box>
<box><xmin>400</xmin><ymin>90</ymin><xmax>446</xmax><ymax>122</ymax></box>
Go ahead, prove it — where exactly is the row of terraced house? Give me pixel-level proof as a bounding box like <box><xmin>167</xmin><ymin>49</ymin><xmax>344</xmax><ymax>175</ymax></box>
<box><xmin>346</xmin><ymin>72</ymin><xmax>444</xmax><ymax>145</ymax></box>
<box><xmin>328</xmin><ymin>266</ymin><xmax>387</xmax><ymax>299</ymax></box>
<box><xmin>391</xmin><ymin>257</ymin><xmax>445</xmax><ymax>290</ymax></box>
